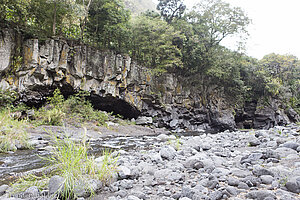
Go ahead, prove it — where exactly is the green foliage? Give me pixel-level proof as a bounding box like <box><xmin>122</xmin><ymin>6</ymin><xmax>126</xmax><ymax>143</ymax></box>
<box><xmin>157</xmin><ymin>0</ymin><xmax>186</xmax><ymax>24</ymax></box>
<box><xmin>34</xmin><ymin>89</ymin><xmax>109</xmax><ymax>126</ymax></box>
<box><xmin>62</xmin><ymin>91</ymin><xmax>109</xmax><ymax>125</ymax></box>
<box><xmin>45</xmin><ymin>131</ymin><xmax>90</xmax><ymax>199</ymax></box>
<box><xmin>182</xmin><ymin>0</ymin><xmax>250</xmax><ymax>75</ymax></box>
<box><xmin>86</xmin><ymin>0</ymin><xmax>130</xmax><ymax>52</ymax></box>
<box><xmin>130</xmin><ymin>15</ymin><xmax>184</xmax><ymax>74</ymax></box>
<box><xmin>10</xmin><ymin>175</ymin><xmax>50</xmax><ymax>195</ymax></box>
<box><xmin>0</xmin><ymin>89</ymin><xmax>18</xmax><ymax>108</ymax></box>
<box><xmin>96</xmin><ymin>148</ymin><xmax>119</xmax><ymax>183</ymax></box>
<box><xmin>249</xmin><ymin>53</ymin><xmax>300</xmax><ymax>111</ymax></box>
<box><xmin>47</xmin><ymin>88</ymin><xmax>65</xmax><ymax>108</ymax></box>
<box><xmin>43</xmin><ymin>129</ymin><xmax>118</xmax><ymax>199</ymax></box>
<box><xmin>35</xmin><ymin>107</ymin><xmax>66</xmax><ymax>126</ymax></box>
<box><xmin>0</xmin><ymin>109</ymin><xmax>31</xmax><ymax>153</ymax></box>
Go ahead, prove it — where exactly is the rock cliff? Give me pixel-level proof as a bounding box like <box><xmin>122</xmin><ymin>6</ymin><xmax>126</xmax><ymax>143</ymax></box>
<box><xmin>0</xmin><ymin>29</ymin><xmax>298</xmax><ymax>131</ymax></box>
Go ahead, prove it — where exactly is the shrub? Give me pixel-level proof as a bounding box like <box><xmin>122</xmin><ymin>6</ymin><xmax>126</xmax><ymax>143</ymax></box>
<box><xmin>0</xmin><ymin>110</ymin><xmax>31</xmax><ymax>152</ymax></box>
<box><xmin>34</xmin><ymin>89</ymin><xmax>109</xmax><ymax>126</ymax></box>
<box><xmin>0</xmin><ymin>89</ymin><xmax>18</xmax><ymax>108</ymax></box>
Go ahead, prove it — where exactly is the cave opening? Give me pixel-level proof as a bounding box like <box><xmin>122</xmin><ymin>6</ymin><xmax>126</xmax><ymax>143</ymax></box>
<box><xmin>88</xmin><ymin>94</ymin><xmax>140</xmax><ymax>119</ymax></box>
<box><xmin>20</xmin><ymin>86</ymin><xmax>141</xmax><ymax>120</ymax></box>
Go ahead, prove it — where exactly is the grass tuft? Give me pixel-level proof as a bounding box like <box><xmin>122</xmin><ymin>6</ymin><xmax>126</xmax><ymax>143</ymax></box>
<box><xmin>41</xmin><ymin>128</ymin><xmax>119</xmax><ymax>199</ymax></box>
<box><xmin>0</xmin><ymin>109</ymin><xmax>32</xmax><ymax>153</ymax></box>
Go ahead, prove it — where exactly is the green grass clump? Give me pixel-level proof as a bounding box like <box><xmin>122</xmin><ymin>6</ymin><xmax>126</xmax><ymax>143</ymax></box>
<box><xmin>0</xmin><ymin>109</ymin><xmax>32</xmax><ymax>153</ymax></box>
<box><xmin>43</xmin><ymin>129</ymin><xmax>118</xmax><ymax>199</ymax></box>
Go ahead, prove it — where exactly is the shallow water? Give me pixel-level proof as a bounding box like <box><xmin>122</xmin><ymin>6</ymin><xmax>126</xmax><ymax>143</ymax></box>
<box><xmin>0</xmin><ymin>134</ymin><xmax>167</xmax><ymax>185</ymax></box>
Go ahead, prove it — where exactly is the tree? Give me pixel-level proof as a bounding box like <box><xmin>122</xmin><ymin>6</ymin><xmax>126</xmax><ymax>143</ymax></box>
<box><xmin>130</xmin><ymin>15</ymin><xmax>184</xmax><ymax>74</ymax></box>
<box><xmin>182</xmin><ymin>0</ymin><xmax>250</xmax><ymax>74</ymax></box>
<box><xmin>257</xmin><ymin>54</ymin><xmax>300</xmax><ymax>105</ymax></box>
<box><xmin>87</xmin><ymin>0</ymin><xmax>130</xmax><ymax>52</ymax></box>
<box><xmin>157</xmin><ymin>0</ymin><xmax>186</xmax><ymax>24</ymax></box>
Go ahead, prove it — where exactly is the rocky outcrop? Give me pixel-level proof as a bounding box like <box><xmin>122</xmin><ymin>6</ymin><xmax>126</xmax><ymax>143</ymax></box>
<box><xmin>235</xmin><ymin>98</ymin><xmax>297</xmax><ymax>130</ymax></box>
<box><xmin>0</xmin><ymin>28</ymin><xmax>298</xmax><ymax>131</ymax></box>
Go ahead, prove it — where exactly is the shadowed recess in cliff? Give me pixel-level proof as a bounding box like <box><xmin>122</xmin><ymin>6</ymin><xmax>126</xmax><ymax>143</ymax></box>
<box><xmin>88</xmin><ymin>94</ymin><xmax>140</xmax><ymax>119</ymax></box>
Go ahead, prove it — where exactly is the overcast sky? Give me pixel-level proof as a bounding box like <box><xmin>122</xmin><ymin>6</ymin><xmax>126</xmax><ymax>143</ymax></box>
<box><xmin>154</xmin><ymin>0</ymin><xmax>300</xmax><ymax>59</ymax></box>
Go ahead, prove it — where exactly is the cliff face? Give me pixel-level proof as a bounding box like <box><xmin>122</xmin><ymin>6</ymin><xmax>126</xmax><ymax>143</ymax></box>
<box><xmin>0</xmin><ymin>29</ymin><xmax>297</xmax><ymax>131</ymax></box>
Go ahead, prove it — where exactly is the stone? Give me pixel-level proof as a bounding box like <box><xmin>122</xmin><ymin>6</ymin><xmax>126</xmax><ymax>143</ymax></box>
<box><xmin>252</xmin><ymin>167</ymin><xmax>274</xmax><ymax>177</ymax></box>
<box><xmin>118</xmin><ymin>166</ymin><xmax>132</xmax><ymax>179</ymax></box>
<box><xmin>48</xmin><ymin>175</ymin><xmax>64</xmax><ymax>195</ymax></box>
<box><xmin>115</xmin><ymin>190</ymin><xmax>127</xmax><ymax>198</ymax></box>
<box><xmin>226</xmin><ymin>186</ymin><xmax>238</xmax><ymax>196</ymax></box>
<box><xmin>275</xmin><ymin>147</ymin><xmax>297</xmax><ymax>158</ymax></box>
<box><xmin>285</xmin><ymin>176</ymin><xmax>300</xmax><ymax>194</ymax></box>
<box><xmin>0</xmin><ymin>29</ymin><xmax>14</xmax><ymax>72</ymax></box>
<box><xmin>23</xmin><ymin>186</ymin><xmax>39</xmax><ymax>198</ymax></box>
<box><xmin>237</xmin><ymin>182</ymin><xmax>249</xmax><ymax>189</ymax></box>
<box><xmin>227</xmin><ymin>177</ymin><xmax>240</xmax><ymax>186</ymax></box>
<box><xmin>243</xmin><ymin>176</ymin><xmax>261</xmax><ymax>187</ymax></box>
<box><xmin>209</xmin><ymin>190</ymin><xmax>223</xmax><ymax>200</ymax></box>
<box><xmin>179</xmin><ymin>197</ymin><xmax>192</xmax><ymax>200</ymax></box>
<box><xmin>0</xmin><ymin>185</ymin><xmax>9</xmax><ymax>196</ymax></box>
<box><xmin>166</xmin><ymin>171</ymin><xmax>183</xmax><ymax>182</ymax></box>
<box><xmin>240</xmin><ymin>153</ymin><xmax>263</xmax><ymax>165</ymax></box>
<box><xmin>0</xmin><ymin>80</ymin><xmax>10</xmax><ymax>90</ymax></box>
<box><xmin>281</xmin><ymin>142</ymin><xmax>300</xmax><ymax>150</ymax></box>
<box><xmin>249</xmin><ymin>138</ymin><xmax>261</xmax><ymax>146</ymax></box>
<box><xmin>180</xmin><ymin>186</ymin><xmax>194</xmax><ymax>199</ymax></box>
<box><xmin>159</xmin><ymin>145</ymin><xmax>176</xmax><ymax>160</ymax></box>
<box><xmin>135</xmin><ymin>116</ymin><xmax>153</xmax><ymax>125</ymax></box>
<box><xmin>231</xmin><ymin>168</ymin><xmax>252</xmax><ymax>178</ymax></box>
<box><xmin>246</xmin><ymin>190</ymin><xmax>276</xmax><ymax>200</ymax></box>
<box><xmin>260</xmin><ymin>175</ymin><xmax>274</xmax><ymax>185</ymax></box>
<box><xmin>127</xmin><ymin>195</ymin><xmax>141</xmax><ymax>200</ymax></box>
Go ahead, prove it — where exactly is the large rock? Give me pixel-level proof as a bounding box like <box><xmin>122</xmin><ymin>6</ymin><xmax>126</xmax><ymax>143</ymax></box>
<box><xmin>48</xmin><ymin>175</ymin><xmax>64</xmax><ymax>196</ymax></box>
<box><xmin>285</xmin><ymin>176</ymin><xmax>300</xmax><ymax>194</ymax></box>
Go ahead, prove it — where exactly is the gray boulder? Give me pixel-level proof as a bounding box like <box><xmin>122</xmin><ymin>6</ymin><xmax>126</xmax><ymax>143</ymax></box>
<box><xmin>0</xmin><ymin>185</ymin><xmax>9</xmax><ymax>196</ymax></box>
<box><xmin>160</xmin><ymin>145</ymin><xmax>176</xmax><ymax>160</ymax></box>
<box><xmin>135</xmin><ymin>116</ymin><xmax>153</xmax><ymax>125</ymax></box>
<box><xmin>285</xmin><ymin>176</ymin><xmax>300</xmax><ymax>194</ymax></box>
<box><xmin>48</xmin><ymin>175</ymin><xmax>64</xmax><ymax>196</ymax></box>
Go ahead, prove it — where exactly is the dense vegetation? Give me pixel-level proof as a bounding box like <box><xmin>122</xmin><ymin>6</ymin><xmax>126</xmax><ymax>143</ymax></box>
<box><xmin>0</xmin><ymin>0</ymin><xmax>299</xmax><ymax>112</ymax></box>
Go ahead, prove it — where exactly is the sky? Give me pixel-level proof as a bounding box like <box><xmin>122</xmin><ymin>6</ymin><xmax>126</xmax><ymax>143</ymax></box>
<box><xmin>154</xmin><ymin>0</ymin><xmax>300</xmax><ymax>59</ymax></box>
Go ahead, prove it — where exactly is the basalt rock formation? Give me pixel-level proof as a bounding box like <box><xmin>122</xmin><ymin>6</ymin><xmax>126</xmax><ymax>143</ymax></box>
<box><xmin>0</xmin><ymin>29</ymin><xmax>298</xmax><ymax>131</ymax></box>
